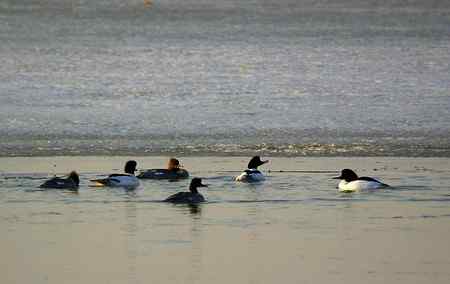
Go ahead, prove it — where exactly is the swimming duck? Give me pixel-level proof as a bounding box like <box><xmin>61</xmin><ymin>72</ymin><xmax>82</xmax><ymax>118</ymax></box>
<box><xmin>138</xmin><ymin>158</ymin><xmax>189</xmax><ymax>180</ymax></box>
<box><xmin>40</xmin><ymin>171</ymin><xmax>79</xmax><ymax>190</ymax></box>
<box><xmin>235</xmin><ymin>156</ymin><xmax>269</xmax><ymax>182</ymax></box>
<box><xmin>91</xmin><ymin>160</ymin><xmax>139</xmax><ymax>189</ymax></box>
<box><xmin>164</xmin><ymin>178</ymin><xmax>207</xmax><ymax>204</ymax></box>
<box><xmin>333</xmin><ymin>169</ymin><xmax>389</xmax><ymax>192</ymax></box>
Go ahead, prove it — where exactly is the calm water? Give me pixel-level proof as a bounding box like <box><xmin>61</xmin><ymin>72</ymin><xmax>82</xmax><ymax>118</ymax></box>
<box><xmin>1</xmin><ymin>156</ymin><xmax>450</xmax><ymax>283</ymax></box>
<box><xmin>1</xmin><ymin>1</ymin><xmax>450</xmax><ymax>156</ymax></box>
<box><xmin>2</xmin><ymin>2</ymin><xmax>450</xmax><ymax>283</ymax></box>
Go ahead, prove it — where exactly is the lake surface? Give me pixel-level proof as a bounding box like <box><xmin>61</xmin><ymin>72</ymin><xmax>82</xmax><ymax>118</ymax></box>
<box><xmin>1</xmin><ymin>0</ymin><xmax>450</xmax><ymax>156</ymax></box>
<box><xmin>1</xmin><ymin>156</ymin><xmax>450</xmax><ymax>283</ymax></box>
<box><xmin>1</xmin><ymin>2</ymin><xmax>450</xmax><ymax>282</ymax></box>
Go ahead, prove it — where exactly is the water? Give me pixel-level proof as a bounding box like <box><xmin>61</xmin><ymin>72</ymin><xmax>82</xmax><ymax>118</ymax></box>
<box><xmin>2</xmin><ymin>2</ymin><xmax>449</xmax><ymax>282</ymax></box>
<box><xmin>1</xmin><ymin>156</ymin><xmax>450</xmax><ymax>283</ymax></box>
<box><xmin>1</xmin><ymin>1</ymin><xmax>450</xmax><ymax>156</ymax></box>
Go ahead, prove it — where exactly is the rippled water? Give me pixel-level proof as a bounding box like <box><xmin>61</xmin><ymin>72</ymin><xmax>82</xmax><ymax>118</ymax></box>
<box><xmin>1</xmin><ymin>1</ymin><xmax>450</xmax><ymax>156</ymax></box>
<box><xmin>1</xmin><ymin>156</ymin><xmax>450</xmax><ymax>283</ymax></box>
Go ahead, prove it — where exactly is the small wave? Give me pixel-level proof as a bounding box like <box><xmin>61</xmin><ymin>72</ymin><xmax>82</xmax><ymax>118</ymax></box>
<box><xmin>212</xmin><ymin>199</ymin><xmax>305</xmax><ymax>204</ymax></box>
<box><xmin>5</xmin><ymin>199</ymin><xmax>48</xmax><ymax>203</ymax></box>
<box><xmin>11</xmin><ymin>198</ymin><xmax>371</xmax><ymax>205</ymax></box>
<box><xmin>30</xmin><ymin>211</ymin><xmax>63</xmax><ymax>216</ymax></box>
<box><xmin>390</xmin><ymin>185</ymin><xmax>433</xmax><ymax>191</ymax></box>
<box><xmin>1</xmin><ymin>140</ymin><xmax>449</xmax><ymax>157</ymax></box>
<box><xmin>1</xmin><ymin>174</ymin><xmax>48</xmax><ymax>180</ymax></box>
<box><xmin>403</xmin><ymin>198</ymin><xmax>450</xmax><ymax>202</ymax></box>
<box><xmin>370</xmin><ymin>214</ymin><xmax>450</xmax><ymax>220</ymax></box>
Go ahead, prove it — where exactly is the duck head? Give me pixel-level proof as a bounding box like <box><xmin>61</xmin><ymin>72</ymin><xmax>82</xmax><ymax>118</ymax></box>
<box><xmin>189</xmin><ymin>178</ymin><xmax>208</xmax><ymax>193</ymax></box>
<box><xmin>124</xmin><ymin>160</ymin><xmax>138</xmax><ymax>175</ymax></box>
<box><xmin>68</xmin><ymin>171</ymin><xmax>80</xmax><ymax>186</ymax></box>
<box><xmin>247</xmin><ymin>156</ymin><xmax>269</xmax><ymax>169</ymax></box>
<box><xmin>168</xmin><ymin>158</ymin><xmax>181</xmax><ymax>171</ymax></box>
<box><xmin>333</xmin><ymin>169</ymin><xmax>358</xmax><ymax>182</ymax></box>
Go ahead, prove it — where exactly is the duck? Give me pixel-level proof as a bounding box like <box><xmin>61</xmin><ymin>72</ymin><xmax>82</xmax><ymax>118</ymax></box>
<box><xmin>40</xmin><ymin>171</ymin><xmax>79</xmax><ymax>190</ymax></box>
<box><xmin>235</xmin><ymin>156</ymin><xmax>269</xmax><ymax>182</ymax></box>
<box><xmin>90</xmin><ymin>160</ymin><xmax>139</xmax><ymax>189</ymax></box>
<box><xmin>138</xmin><ymin>158</ymin><xmax>189</xmax><ymax>180</ymax></box>
<box><xmin>164</xmin><ymin>178</ymin><xmax>207</xmax><ymax>204</ymax></box>
<box><xmin>333</xmin><ymin>169</ymin><xmax>389</xmax><ymax>192</ymax></box>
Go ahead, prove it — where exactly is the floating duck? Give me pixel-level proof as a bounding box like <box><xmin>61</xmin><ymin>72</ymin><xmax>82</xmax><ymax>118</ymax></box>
<box><xmin>164</xmin><ymin>178</ymin><xmax>207</xmax><ymax>204</ymax></box>
<box><xmin>138</xmin><ymin>158</ymin><xmax>189</xmax><ymax>180</ymax></box>
<box><xmin>333</xmin><ymin>169</ymin><xmax>389</xmax><ymax>192</ymax></box>
<box><xmin>91</xmin><ymin>160</ymin><xmax>139</xmax><ymax>189</ymax></box>
<box><xmin>40</xmin><ymin>171</ymin><xmax>79</xmax><ymax>190</ymax></box>
<box><xmin>235</xmin><ymin>156</ymin><xmax>269</xmax><ymax>182</ymax></box>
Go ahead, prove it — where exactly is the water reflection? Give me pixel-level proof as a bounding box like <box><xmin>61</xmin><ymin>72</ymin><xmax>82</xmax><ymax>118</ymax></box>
<box><xmin>247</xmin><ymin>203</ymin><xmax>262</xmax><ymax>284</ymax></box>
<box><xmin>124</xmin><ymin>202</ymin><xmax>138</xmax><ymax>284</ymax></box>
<box><xmin>170</xmin><ymin>203</ymin><xmax>203</xmax><ymax>216</ymax></box>
<box><xmin>124</xmin><ymin>187</ymin><xmax>143</xmax><ymax>197</ymax></box>
<box><xmin>165</xmin><ymin>202</ymin><xmax>205</xmax><ymax>283</ymax></box>
<box><xmin>186</xmin><ymin>204</ymin><xmax>204</xmax><ymax>284</ymax></box>
<box><xmin>187</xmin><ymin>203</ymin><xmax>202</xmax><ymax>215</ymax></box>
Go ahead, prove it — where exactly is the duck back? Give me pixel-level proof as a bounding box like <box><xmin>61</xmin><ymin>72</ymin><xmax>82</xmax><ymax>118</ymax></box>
<box><xmin>40</xmin><ymin>177</ymin><xmax>78</xmax><ymax>189</ymax></box>
<box><xmin>138</xmin><ymin>169</ymin><xmax>189</xmax><ymax>180</ymax></box>
<box><xmin>236</xmin><ymin>169</ymin><xmax>265</xmax><ymax>182</ymax></box>
<box><xmin>164</xmin><ymin>192</ymin><xmax>205</xmax><ymax>204</ymax></box>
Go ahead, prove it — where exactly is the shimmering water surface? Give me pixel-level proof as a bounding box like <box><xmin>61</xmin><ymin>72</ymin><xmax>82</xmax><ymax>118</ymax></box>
<box><xmin>1</xmin><ymin>156</ymin><xmax>450</xmax><ymax>283</ymax></box>
<box><xmin>1</xmin><ymin>1</ymin><xmax>450</xmax><ymax>156</ymax></box>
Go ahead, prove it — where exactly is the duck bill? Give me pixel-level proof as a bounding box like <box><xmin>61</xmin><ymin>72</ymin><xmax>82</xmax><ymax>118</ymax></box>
<box><xmin>332</xmin><ymin>176</ymin><xmax>342</xmax><ymax>179</ymax></box>
<box><xmin>262</xmin><ymin>160</ymin><xmax>269</xmax><ymax>164</ymax></box>
<box><xmin>198</xmin><ymin>183</ymin><xmax>208</xmax><ymax>187</ymax></box>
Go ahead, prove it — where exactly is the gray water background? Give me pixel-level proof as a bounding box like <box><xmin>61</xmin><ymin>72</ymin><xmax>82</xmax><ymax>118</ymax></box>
<box><xmin>1</xmin><ymin>156</ymin><xmax>450</xmax><ymax>283</ymax></box>
<box><xmin>1</xmin><ymin>0</ymin><xmax>449</xmax><ymax>156</ymax></box>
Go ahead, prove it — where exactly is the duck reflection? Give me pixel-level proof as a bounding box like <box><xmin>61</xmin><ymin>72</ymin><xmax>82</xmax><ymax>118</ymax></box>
<box><xmin>169</xmin><ymin>203</ymin><xmax>203</xmax><ymax>216</ymax></box>
<box><xmin>187</xmin><ymin>203</ymin><xmax>202</xmax><ymax>215</ymax></box>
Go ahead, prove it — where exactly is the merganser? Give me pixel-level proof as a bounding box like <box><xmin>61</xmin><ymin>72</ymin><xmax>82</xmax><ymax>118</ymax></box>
<box><xmin>164</xmin><ymin>178</ymin><xmax>207</xmax><ymax>204</ymax></box>
<box><xmin>333</xmin><ymin>169</ymin><xmax>389</xmax><ymax>192</ymax></box>
<box><xmin>235</xmin><ymin>156</ymin><xmax>269</xmax><ymax>182</ymax></box>
<box><xmin>40</xmin><ymin>171</ymin><xmax>79</xmax><ymax>190</ymax></box>
<box><xmin>91</xmin><ymin>160</ymin><xmax>139</xmax><ymax>189</ymax></box>
<box><xmin>138</xmin><ymin>158</ymin><xmax>189</xmax><ymax>180</ymax></box>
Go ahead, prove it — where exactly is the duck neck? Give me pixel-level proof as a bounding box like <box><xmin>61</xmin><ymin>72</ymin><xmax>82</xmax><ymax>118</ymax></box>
<box><xmin>189</xmin><ymin>186</ymin><xmax>198</xmax><ymax>194</ymax></box>
<box><xmin>69</xmin><ymin>173</ymin><xmax>80</xmax><ymax>186</ymax></box>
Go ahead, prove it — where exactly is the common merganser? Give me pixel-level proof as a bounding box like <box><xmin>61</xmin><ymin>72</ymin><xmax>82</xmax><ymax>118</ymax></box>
<box><xmin>333</xmin><ymin>169</ymin><xmax>389</xmax><ymax>192</ymax></box>
<box><xmin>138</xmin><ymin>158</ymin><xmax>189</xmax><ymax>180</ymax></box>
<box><xmin>91</xmin><ymin>160</ymin><xmax>139</xmax><ymax>189</ymax></box>
<box><xmin>40</xmin><ymin>171</ymin><xmax>79</xmax><ymax>190</ymax></box>
<box><xmin>235</xmin><ymin>156</ymin><xmax>269</xmax><ymax>182</ymax></box>
<box><xmin>164</xmin><ymin>178</ymin><xmax>207</xmax><ymax>204</ymax></box>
